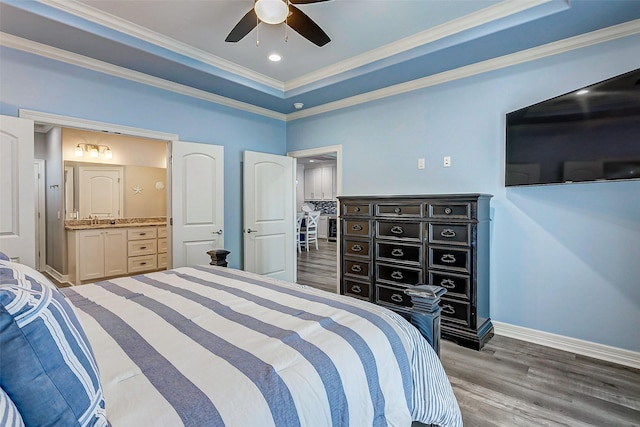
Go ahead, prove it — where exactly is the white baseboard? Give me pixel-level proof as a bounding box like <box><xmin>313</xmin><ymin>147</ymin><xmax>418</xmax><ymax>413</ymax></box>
<box><xmin>492</xmin><ymin>321</ymin><xmax>640</xmax><ymax>370</ymax></box>
<box><xmin>45</xmin><ymin>265</ymin><xmax>72</xmax><ymax>286</ymax></box>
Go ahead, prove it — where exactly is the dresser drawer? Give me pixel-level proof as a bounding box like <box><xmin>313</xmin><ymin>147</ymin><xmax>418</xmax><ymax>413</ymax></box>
<box><xmin>128</xmin><ymin>255</ymin><xmax>157</xmax><ymax>273</ymax></box>
<box><xmin>429</xmin><ymin>271</ymin><xmax>470</xmax><ymax>300</ymax></box>
<box><xmin>377</xmin><ymin>221</ymin><xmax>422</xmax><ymax>241</ymax></box>
<box><xmin>128</xmin><ymin>239</ymin><xmax>157</xmax><ymax>257</ymax></box>
<box><xmin>428</xmin><ymin>202</ymin><xmax>472</xmax><ymax>220</ymax></box>
<box><xmin>376</xmin><ymin>203</ymin><xmax>423</xmax><ymax>218</ymax></box>
<box><xmin>429</xmin><ymin>223</ymin><xmax>471</xmax><ymax>246</ymax></box>
<box><xmin>376</xmin><ymin>284</ymin><xmax>413</xmax><ymax>309</ymax></box>
<box><xmin>377</xmin><ymin>242</ymin><xmax>422</xmax><ymax>265</ymax></box>
<box><xmin>377</xmin><ymin>263</ymin><xmax>422</xmax><ymax>286</ymax></box>
<box><xmin>343</xmin><ymin>279</ymin><xmax>371</xmax><ymax>300</ymax></box>
<box><xmin>440</xmin><ymin>298</ymin><xmax>471</xmax><ymax>327</ymax></box>
<box><xmin>128</xmin><ymin>227</ymin><xmax>157</xmax><ymax>240</ymax></box>
<box><xmin>157</xmin><ymin>226</ymin><xmax>167</xmax><ymax>238</ymax></box>
<box><xmin>429</xmin><ymin>246</ymin><xmax>470</xmax><ymax>273</ymax></box>
<box><xmin>343</xmin><ymin>220</ymin><xmax>370</xmax><ymax>237</ymax></box>
<box><xmin>344</xmin><ymin>259</ymin><xmax>370</xmax><ymax>279</ymax></box>
<box><xmin>343</xmin><ymin>239</ymin><xmax>370</xmax><ymax>258</ymax></box>
<box><xmin>157</xmin><ymin>237</ymin><xmax>167</xmax><ymax>254</ymax></box>
<box><xmin>342</xmin><ymin>203</ymin><xmax>371</xmax><ymax>216</ymax></box>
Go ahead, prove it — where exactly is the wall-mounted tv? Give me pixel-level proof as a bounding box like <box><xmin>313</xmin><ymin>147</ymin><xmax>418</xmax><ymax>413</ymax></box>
<box><xmin>505</xmin><ymin>68</ymin><xmax>640</xmax><ymax>187</ymax></box>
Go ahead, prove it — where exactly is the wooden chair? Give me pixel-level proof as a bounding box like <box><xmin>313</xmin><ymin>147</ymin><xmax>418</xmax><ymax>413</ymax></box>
<box><xmin>296</xmin><ymin>212</ymin><xmax>305</xmax><ymax>253</ymax></box>
<box><xmin>304</xmin><ymin>211</ymin><xmax>321</xmax><ymax>251</ymax></box>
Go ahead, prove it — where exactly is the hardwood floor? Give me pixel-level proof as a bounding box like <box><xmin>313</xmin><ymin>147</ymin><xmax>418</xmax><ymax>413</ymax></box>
<box><xmin>439</xmin><ymin>335</ymin><xmax>640</xmax><ymax>426</ymax></box>
<box><xmin>296</xmin><ymin>238</ymin><xmax>338</xmax><ymax>293</ymax></box>
<box><xmin>296</xmin><ymin>245</ymin><xmax>640</xmax><ymax>426</ymax></box>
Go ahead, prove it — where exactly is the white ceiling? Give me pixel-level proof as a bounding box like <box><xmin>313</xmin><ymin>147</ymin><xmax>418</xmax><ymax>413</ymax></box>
<box><xmin>2</xmin><ymin>0</ymin><xmax>640</xmax><ymax>116</ymax></box>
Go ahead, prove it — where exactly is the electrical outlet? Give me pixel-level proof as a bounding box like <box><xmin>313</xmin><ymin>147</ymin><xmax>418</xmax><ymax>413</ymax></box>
<box><xmin>417</xmin><ymin>158</ymin><xmax>425</xmax><ymax>169</ymax></box>
<box><xmin>443</xmin><ymin>156</ymin><xmax>451</xmax><ymax>167</ymax></box>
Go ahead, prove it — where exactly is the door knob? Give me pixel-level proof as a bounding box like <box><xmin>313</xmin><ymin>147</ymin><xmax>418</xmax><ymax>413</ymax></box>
<box><xmin>246</xmin><ymin>229</ymin><xmax>258</xmax><ymax>233</ymax></box>
<box><xmin>214</xmin><ymin>230</ymin><xmax>223</xmax><ymax>235</ymax></box>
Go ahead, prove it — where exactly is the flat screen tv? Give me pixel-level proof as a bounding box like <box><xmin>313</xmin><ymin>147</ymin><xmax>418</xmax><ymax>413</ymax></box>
<box><xmin>505</xmin><ymin>68</ymin><xmax>640</xmax><ymax>187</ymax></box>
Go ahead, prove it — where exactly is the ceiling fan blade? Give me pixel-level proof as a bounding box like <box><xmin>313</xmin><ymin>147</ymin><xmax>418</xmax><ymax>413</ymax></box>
<box><xmin>290</xmin><ymin>0</ymin><xmax>331</xmax><ymax>4</ymax></box>
<box><xmin>225</xmin><ymin>9</ymin><xmax>258</xmax><ymax>42</ymax></box>
<box><xmin>287</xmin><ymin>5</ymin><xmax>330</xmax><ymax>47</ymax></box>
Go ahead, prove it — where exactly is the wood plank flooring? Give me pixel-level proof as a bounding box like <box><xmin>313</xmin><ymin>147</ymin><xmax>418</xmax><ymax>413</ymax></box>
<box><xmin>296</xmin><ymin>243</ymin><xmax>640</xmax><ymax>426</ymax></box>
<box><xmin>296</xmin><ymin>238</ymin><xmax>338</xmax><ymax>293</ymax></box>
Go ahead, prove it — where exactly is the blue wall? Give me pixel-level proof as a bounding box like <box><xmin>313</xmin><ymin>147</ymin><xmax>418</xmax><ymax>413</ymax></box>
<box><xmin>287</xmin><ymin>35</ymin><xmax>640</xmax><ymax>352</ymax></box>
<box><xmin>0</xmin><ymin>47</ymin><xmax>287</xmax><ymax>269</ymax></box>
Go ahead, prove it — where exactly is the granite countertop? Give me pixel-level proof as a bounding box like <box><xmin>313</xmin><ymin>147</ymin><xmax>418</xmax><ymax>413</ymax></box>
<box><xmin>65</xmin><ymin>217</ymin><xmax>167</xmax><ymax>230</ymax></box>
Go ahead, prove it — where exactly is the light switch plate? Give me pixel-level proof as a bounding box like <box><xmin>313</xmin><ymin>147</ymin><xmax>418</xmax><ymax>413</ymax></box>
<box><xmin>418</xmin><ymin>158</ymin><xmax>425</xmax><ymax>169</ymax></box>
<box><xmin>443</xmin><ymin>156</ymin><xmax>451</xmax><ymax>167</ymax></box>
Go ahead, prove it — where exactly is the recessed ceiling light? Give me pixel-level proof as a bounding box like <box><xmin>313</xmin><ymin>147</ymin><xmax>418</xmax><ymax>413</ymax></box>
<box><xmin>576</xmin><ymin>89</ymin><xmax>589</xmax><ymax>95</ymax></box>
<box><xmin>268</xmin><ymin>54</ymin><xmax>281</xmax><ymax>62</ymax></box>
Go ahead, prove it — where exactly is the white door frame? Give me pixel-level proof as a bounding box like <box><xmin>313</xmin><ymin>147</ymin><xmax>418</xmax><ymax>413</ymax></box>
<box><xmin>19</xmin><ymin>109</ymin><xmax>178</xmax><ymax>266</ymax></box>
<box><xmin>287</xmin><ymin>145</ymin><xmax>342</xmax><ymax>292</ymax></box>
<box><xmin>34</xmin><ymin>159</ymin><xmax>46</xmax><ymax>271</ymax></box>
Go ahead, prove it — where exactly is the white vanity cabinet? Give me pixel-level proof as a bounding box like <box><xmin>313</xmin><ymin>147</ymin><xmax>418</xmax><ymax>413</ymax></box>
<box><xmin>68</xmin><ymin>224</ymin><xmax>167</xmax><ymax>284</ymax></box>
<box><xmin>72</xmin><ymin>229</ymin><xmax>128</xmax><ymax>282</ymax></box>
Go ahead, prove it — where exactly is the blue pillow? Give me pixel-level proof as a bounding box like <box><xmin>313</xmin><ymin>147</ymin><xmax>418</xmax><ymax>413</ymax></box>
<box><xmin>0</xmin><ymin>386</ymin><xmax>24</xmax><ymax>427</ymax></box>
<box><xmin>0</xmin><ymin>261</ymin><xmax>107</xmax><ymax>427</ymax></box>
<box><xmin>0</xmin><ymin>251</ymin><xmax>9</xmax><ymax>261</ymax></box>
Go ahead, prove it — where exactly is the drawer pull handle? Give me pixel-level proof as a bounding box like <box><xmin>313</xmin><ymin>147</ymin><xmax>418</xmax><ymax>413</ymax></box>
<box><xmin>441</xmin><ymin>278</ymin><xmax>455</xmax><ymax>289</ymax></box>
<box><xmin>391</xmin><ymin>271</ymin><xmax>404</xmax><ymax>280</ymax></box>
<box><xmin>354</xmin><ymin>207</ymin><xmax>361</xmax><ymax>212</ymax></box>
<box><xmin>444</xmin><ymin>207</ymin><xmax>452</xmax><ymax>215</ymax></box>
<box><xmin>391</xmin><ymin>248</ymin><xmax>404</xmax><ymax>257</ymax></box>
<box><xmin>351</xmin><ymin>224</ymin><xmax>363</xmax><ymax>231</ymax></box>
<box><xmin>394</xmin><ymin>207</ymin><xmax>402</xmax><ymax>214</ymax></box>
<box><xmin>442</xmin><ymin>304</ymin><xmax>455</xmax><ymax>315</ymax></box>
<box><xmin>140</xmin><ymin>262</ymin><xmax>147</xmax><ymax>266</ymax></box>
<box><xmin>351</xmin><ymin>265</ymin><xmax>362</xmax><ymax>273</ymax></box>
<box><xmin>140</xmin><ymin>233</ymin><xmax>147</xmax><ymax>236</ymax></box>
<box><xmin>351</xmin><ymin>244</ymin><xmax>363</xmax><ymax>252</ymax></box>
<box><xmin>390</xmin><ymin>225</ymin><xmax>404</xmax><ymax>234</ymax></box>
<box><xmin>140</xmin><ymin>246</ymin><xmax>147</xmax><ymax>250</ymax></box>
<box><xmin>441</xmin><ymin>229</ymin><xmax>456</xmax><ymax>238</ymax></box>
<box><xmin>441</xmin><ymin>254</ymin><xmax>456</xmax><ymax>263</ymax></box>
<box><xmin>351</xmin><ymin>285</ymin><xmax>362</xmax><ymax>294</ymax></box>
<box><xmin>391</xmin><ymin>293</ymin><xmax>403</xmax><ymax>303</ymax></box>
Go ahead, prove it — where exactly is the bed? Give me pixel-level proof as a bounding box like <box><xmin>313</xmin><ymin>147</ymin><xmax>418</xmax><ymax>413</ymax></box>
<box><xmin>0</xmin><ymin>254</ymin><xmax>462</xmax><ymax>427</ymax></box>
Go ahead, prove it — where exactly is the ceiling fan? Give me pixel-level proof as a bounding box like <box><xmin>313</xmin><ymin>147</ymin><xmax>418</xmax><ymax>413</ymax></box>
<box><xmin>225</xmin><ymin>0</ymin><xmax>331</xmax><ymax>47</ymax></box>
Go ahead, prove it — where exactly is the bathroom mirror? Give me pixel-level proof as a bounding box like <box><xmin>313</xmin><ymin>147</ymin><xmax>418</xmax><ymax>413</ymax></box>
<box><xmin>64</xmin><ymin>160</ymin><xmax>167</xmax><ymax>219</ymax></box>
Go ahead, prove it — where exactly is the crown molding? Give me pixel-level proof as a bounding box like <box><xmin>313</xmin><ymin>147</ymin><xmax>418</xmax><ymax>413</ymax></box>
<box><xmin>37</xmin><ymin>0</ymin><xmax>284</xmax><ymax>92</ymax></box>
<box><xmin>1</xmin><ymin>32</ymin><xmax>286</xmax><ymax>121</ymax></box>
<box><xmin>493</xmin><ymin>321</ymin><xmax>640</xmax><ymax>369</ymax></box>
<box><xmin>284</xmin><ymin>0</ymin><xmax>554</xmax><ymax>92</ymax></box>
<box><xmin>287</xmin><ymin>19</ymin><xmax>640</xmax><ymax>121</ymax></box>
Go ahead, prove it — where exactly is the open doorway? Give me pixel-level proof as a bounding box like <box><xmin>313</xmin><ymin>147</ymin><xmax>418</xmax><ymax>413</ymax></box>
<box><xmin>287</xmin><ymin>145</ymin><xmax>342</xmax><ymax>294</ymax></box>
<box><xmin>24</xmin><ymin>110</ymin><xmax>176</xmax><ymax>285</ymax></box>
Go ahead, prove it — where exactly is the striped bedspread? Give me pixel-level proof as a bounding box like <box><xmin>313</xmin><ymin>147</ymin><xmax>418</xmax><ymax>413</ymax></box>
<box><xmin>62</xmin><ymin>265</ymin><xmax>462</xmax><ymax>427</ymax></box>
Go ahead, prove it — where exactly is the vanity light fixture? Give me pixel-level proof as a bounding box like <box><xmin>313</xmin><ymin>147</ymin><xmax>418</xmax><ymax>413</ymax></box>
<box><xmin>74</xmin><ymin>143</ymin><xmax>113</xmax><ymax>159</ymax></box>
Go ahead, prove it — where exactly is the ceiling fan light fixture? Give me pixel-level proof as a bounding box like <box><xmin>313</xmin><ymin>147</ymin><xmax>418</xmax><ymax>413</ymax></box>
<box><xmin>254</xmin><ymin>0</ymin><xmax>288</xmax><ymax>25</ymax></box>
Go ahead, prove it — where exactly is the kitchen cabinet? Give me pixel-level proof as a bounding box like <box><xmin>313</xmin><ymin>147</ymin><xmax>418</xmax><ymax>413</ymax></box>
<box><xmin>304</xmin><ymin>166</ymin><xmax>335</xmax><ymax>200</ymax></box>
<box><xmin>318</xmin><ymin>215</ymin><xmax>328</xmax><ymax>238</ymax></box>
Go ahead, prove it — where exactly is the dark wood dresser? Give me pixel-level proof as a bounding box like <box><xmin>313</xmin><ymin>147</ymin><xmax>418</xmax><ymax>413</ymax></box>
<box><xmin>338</xmin><ymin>194</ymin><xmax>493</xmax><ymax>350</ymax></box>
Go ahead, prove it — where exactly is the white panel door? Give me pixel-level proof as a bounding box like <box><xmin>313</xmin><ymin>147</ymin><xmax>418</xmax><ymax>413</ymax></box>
<box><xmin>78</xmin><ymin>166</ymin><xmax>123</xmax><ymax>218</ymax></box>
<box><xmin>172</xmin><ymin>141</ymin><xmax>224</xmax><ymax>268</ymax></box>
<box><xmin>243</xmin><ymin>151</ymin><xmax>295</xmax><ymax>281</ymax></box>
<box><xmin>0</xmin><ymin>115</ymin><xmax>35</xmax><ymax>266</ymax></box>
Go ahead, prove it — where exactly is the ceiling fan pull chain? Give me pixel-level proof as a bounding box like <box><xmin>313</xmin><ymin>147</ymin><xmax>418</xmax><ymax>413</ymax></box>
<box><xmin>285</xmin><ymin>0</ymin><xmax>289</xmax><ymax>42</ymax></box>
<box><xmin>256</xmin><ymin>14</ymin><xmax>260</xmax><ymax>47</ymax></box>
